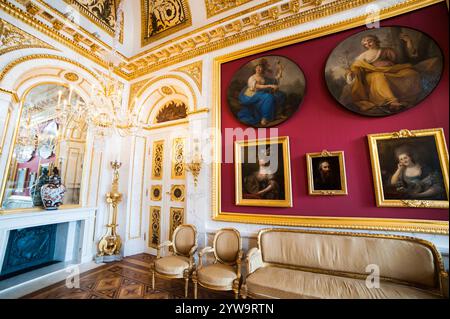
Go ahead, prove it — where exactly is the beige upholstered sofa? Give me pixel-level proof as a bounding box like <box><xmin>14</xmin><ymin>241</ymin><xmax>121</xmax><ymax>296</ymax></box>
<box><xmin>241</xmin><ymin>229</ymin><xmax>448</xmax><ymax>299</ymax></box>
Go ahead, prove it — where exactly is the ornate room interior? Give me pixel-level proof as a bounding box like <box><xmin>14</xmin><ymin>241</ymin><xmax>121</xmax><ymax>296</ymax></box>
<box><xmin>0</xmin><ymin>0</ymin><xmax>448</xmax><ymax>300</ymax></box>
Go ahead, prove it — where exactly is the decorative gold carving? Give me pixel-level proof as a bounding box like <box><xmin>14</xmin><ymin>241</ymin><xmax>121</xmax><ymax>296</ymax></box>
<box><xmin>0</xmin><ymin>87</ymin><xmax>18</xmax><ymax>103</ymax></box>
<box><xmin>25</xmin><ymin>2</ymin><xmax>40</xmax><ymax>15</ymax></box>
<box><xmin>1</xmin><ymin>0</ymin><xmax>442</xmax><ymax>80</ymax></box>
<box><xmin>170</xmin><ymin>185</ymin><xmax>185</xmax><ymax>202</ymax></box>
<box><xmin>0</xmin><ymin>18</ymin><xmax>53</xmax><ymax>55</ymax></box>
<box><xmin>186</xmin><ymin>139</ymin><xmax>202</xmax><ymax>188</ymax></box>
<box><xmin>141</xmin><ymin>0</ymin><xmax>192</xmax><ymax>46</ymax></box>
<box><xmin>161</xmin><ymin>86</ymin><xmax>174</xmax><ymax>95</ymax></box>
<box><xmin>151</xmin><ymin>140</ymin><xmax>164</xmax><ymax>180</ymax></box>
<box><xmin>97</xmin><ymin>161</ymin><xmax>123</xmax><ymax>257</ymax></box>
<box><xmin>64</xmin><ymin>72</ymin><xmax>80</xmax><ymax>82</ymax></box>
<box><xmin>174</xmin><ymin>61</ymin><xmax>203</xmax><ymax>92</ymax></box>
<box><xmin>151</xmin><ymin>185</ymin><xmax>162</xmax><ymax>201</ymax></box>
<box><xmin>171</xmin><ymin>137</ymin><xmax>185</xmax><ymax>179</ymax></box>
<box><xmin>402</xmin><ymin>200</ymin><xmax>434</xmax><ymax>208</ymax></box>
<box><xmin>0</xmin><ymin>54</ymin><xmax>101</xmax><ymax>85</ymax></box>
<box><xmin>149</xmin><ymin>206</ymin><xmax>161</xmax><ymax>248</ymax></box>
<box><xmin>63</xmin><ymin>0</ymin><xmax>119</xmax><ymax>36</ymax></box>
<box><xmin>156</xmin><ymin>100</ymin><xmax>188</xmax><ymax>124</ymax></box>
<box><xmin>392</xmin><ymin>129</ymin><xmax>416</xmax><ymax>138</ymax></box>
<box><xmin>205</xmin><ymin>0</ymin><xmax>254</xmax><ymax>18</ymax></box>
<box><xmin>169</xmin><ymin>207</ymin><xmax>185</xmax><ymax>240</ymax></box>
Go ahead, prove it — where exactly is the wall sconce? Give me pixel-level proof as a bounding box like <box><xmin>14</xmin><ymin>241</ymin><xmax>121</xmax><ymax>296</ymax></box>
<box><xmin>186</xmin><ymin>139</ymin><xmax>203</xmax><ymax>187</ymax></box>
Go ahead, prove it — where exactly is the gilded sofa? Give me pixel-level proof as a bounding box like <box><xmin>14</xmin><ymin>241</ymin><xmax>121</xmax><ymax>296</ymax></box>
<box><xmin>241</xmin><ymin>228</ymin><xmax>448</xmax><ymax>299</ymax></box>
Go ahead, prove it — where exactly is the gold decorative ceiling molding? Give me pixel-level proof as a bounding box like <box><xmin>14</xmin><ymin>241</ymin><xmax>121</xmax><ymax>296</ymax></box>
<box><xmin>0</xmin><ymin>53</ymin><xmax>101</xmax><ymax>86</ymax></box>
<box><xmin>174</xmin><ymin>60</ymin><xmax>203</xmax><ymax>93</ymax></box>
<box><xmin>0</xmin><ymin>18</ymin><xmax>54</xmax><ymax>55</ymax></box>
<box><xmin>205</xmin><ymin>0</ymin><xmax>272</xmax><ymax>18</ymax></box>
<box><xmin>0</xmin><ymin>0</ymin><xmax>445</xmax><ymax>81</ymax></box>
<box><xmin>141</xmin><ymin>0</ymin><xmax>192</xmax><ymax>47</ymax></box>
<box><xmin>63</xmin><ymin>0</ymin><xmax>119</xmax><ymax>37</ymax></box>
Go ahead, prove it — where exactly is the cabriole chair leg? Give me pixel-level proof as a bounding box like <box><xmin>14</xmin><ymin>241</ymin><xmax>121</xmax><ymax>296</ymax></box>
<box><xmin>151</xmin><ymin>270</ymin><xmax>155</xmax><ymax>290</ymax></box>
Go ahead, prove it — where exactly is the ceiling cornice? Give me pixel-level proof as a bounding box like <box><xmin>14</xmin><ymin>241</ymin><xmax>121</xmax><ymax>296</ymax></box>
<box><xmin>1</xmin><ymin>0</ymin><xmax>445</xmax><ymax>81</ymax></box>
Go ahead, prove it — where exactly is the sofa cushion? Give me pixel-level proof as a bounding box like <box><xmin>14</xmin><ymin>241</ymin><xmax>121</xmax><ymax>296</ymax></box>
<box><xmin>246</xmin><ymin>267</ymin><xmax>441</xmax><ymax>299</ymax></box>
<box><xmin>259</xmin><ymin>231</ymin><xmax>438</xmax><ymax>288</ymax></box>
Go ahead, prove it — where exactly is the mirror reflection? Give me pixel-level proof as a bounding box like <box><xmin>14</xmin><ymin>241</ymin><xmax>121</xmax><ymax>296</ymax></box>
<box><xmin>1</xmin><ymin>83</ymin><xmax>87</xmax><ymax>210</ymax></box>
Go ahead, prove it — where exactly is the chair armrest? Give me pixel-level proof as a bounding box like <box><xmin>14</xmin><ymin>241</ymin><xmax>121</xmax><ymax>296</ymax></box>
<box><xmin>246</xmin><ymin>248</ymin><xmax>263</xmax><ymax>275</ymax></box>
<box><xmin>236</xmin><ymin>250</ymin><xmax>244</xmax><ymax>279</ymax></box>
<box><xmin>156</xmin><ymin>240</ymin><xmax>172</xmax><ymax>259</ymax></box>
<box><xmin>198</xmin><ymin>246</ymin><xmax>215</xmax><ymax>268</ymax></box>
<box><xmin>188</xmin><ymin>245</ymin><xmax>198</xmax><ymax>268</ymax></box>
<box><xmin>440</xmin><ymin>271</ymin><xmax>449</xmax><ymax>298</ymax></box>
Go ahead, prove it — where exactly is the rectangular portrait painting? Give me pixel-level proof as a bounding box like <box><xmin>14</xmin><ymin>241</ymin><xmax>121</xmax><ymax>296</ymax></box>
<box><xmin>368</xmin><ymin>128</ymin><xmax>449</xmax><ymax>209</ymax></box>
<box><xmin>306</xmin><ymin>150</ymin><xmax>348</xmax><ymax>195</ymax></box>
<box><xmin>235</xmin><ymin>137</ymin><xmax>292</xmax><ymax>207</ymax></box>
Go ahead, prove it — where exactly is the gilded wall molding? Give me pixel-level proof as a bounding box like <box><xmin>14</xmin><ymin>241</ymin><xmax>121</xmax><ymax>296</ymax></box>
<box><xmin>151</xmin><ymin>140</ymin><xmax>164</xmax><ymax>180</ymax></box>
<box><xmin>205</xmin><ymin>0</ymin><xmax>257</xmax><ymax>18</ymax></box>
<box><xmin>171</xmin><ymin>137</ymin><xmax>185</xmax><ymax>179</ymax></box>
<box><xmin>141</xmin><ymin>0</ymin><xmax>192</xmax><ymax>47</ymax></box>
<box><xmin>174</xmin><ymin>60</ymin><xmax>203</xmax><ymax>93</ymax></box>
<box><xmin>169</xmin><ymin>207</ymin><xmax>185</xmax><ymax>240</ymax></box>
<box><xmin>0</xmin><ymin>54</ymin><xmax>101</xmax><ymax>85</ymax></box>
<box><xmin>131</xmin><ymin>74</ymin><xmax>198</xmax><ymax>112</ymax></box>
<box><xmin>0</xmin><ymin>87</ymin><xmax>19</xmax><ymax>103</ymax></box>
<box><xmin>149</xmin><ymin>206</ymin><xmax>161</xmax><ymax>248</ymax></box>
<box><xmin>0</xmin><ymin>18</ymin><xmax>54</xmax><ymax>55</ymax></box>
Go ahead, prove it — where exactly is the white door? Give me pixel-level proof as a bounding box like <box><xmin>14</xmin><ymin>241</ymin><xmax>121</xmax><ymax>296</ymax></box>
<box><xmin>144</xmin><ymin>126</ymin><xmax>187</xmax><ymax>255</ymax></box>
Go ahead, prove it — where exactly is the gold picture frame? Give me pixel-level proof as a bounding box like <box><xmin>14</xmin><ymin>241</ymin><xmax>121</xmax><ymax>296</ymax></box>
<box><xmin>368</xmin><ymin>128</ymin><xmax>449</xmax><ymax>209</ymax></box>
<box><xmin>235</xmin><ymin>136</ymin><xmax>292</xmax><ymax>208</ymax></box>
<box><xmin>306</xmin><ymin>150</ymin><xmax>348</xmax><ymax>196</ymax></box>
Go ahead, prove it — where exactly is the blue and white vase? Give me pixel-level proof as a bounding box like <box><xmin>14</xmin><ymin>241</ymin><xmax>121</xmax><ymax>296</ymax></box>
<box><xmin>41</xmin><ymin>167</ymin><xmax>66</xmax><ymax>210</ymax></box>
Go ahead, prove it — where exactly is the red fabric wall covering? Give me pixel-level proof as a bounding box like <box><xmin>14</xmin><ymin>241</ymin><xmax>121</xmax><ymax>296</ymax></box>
<box><xmin>220</xmin><ymin>3</ymin><xmax>449</xmax><ymax>221</ymax></box>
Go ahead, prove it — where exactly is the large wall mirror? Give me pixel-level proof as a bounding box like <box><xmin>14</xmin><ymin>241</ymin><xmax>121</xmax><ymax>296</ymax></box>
<box><xmin>1</xmin><ymin>83</ymin><xmax>87</xmax><ymax>210</ymax></box>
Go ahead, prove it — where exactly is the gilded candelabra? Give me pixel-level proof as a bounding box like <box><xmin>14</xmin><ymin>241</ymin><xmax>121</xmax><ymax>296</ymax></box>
<box><xmin>96</xmin><ymin>161</ymin><xmax>123</xmax><ymax>262</ymax></box>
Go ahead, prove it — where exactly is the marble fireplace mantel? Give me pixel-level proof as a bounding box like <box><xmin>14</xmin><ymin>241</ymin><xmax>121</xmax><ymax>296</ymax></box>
<box><xmin>0</xmin><ymin>207</ymin><xmax>97</xmax><ymax>295</ymax></box>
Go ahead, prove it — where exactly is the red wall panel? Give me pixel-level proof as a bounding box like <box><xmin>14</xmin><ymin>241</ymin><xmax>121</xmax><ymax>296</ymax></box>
<box><xmin>220</xmin><ymin>3</ymin><xmax>449</xmax><ymax>221</ymax></box>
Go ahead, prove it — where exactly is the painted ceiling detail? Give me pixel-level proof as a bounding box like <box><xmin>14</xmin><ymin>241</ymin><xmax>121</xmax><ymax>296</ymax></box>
<box><xmin>141</xmin><ymin>0</ymin><xmax>192</xmax><ymax>46</ymax></box>
<box><xmin>205</xmin><ymin>0</ymin><xmax>254</xmax><ymax>18</ymax></box>
<box><xmin>63</xmin><ymin>0</ymin><xmax>119</xmax><ymax>36</ymax></box>
<box><xmin>0</xmin><ymin>18</ymin><xmax>54</xmax><ymax>55</ymax></box>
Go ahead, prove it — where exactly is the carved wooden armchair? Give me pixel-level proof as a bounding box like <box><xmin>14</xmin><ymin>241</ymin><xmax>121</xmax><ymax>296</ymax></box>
<box><xmin>192</xmin><ymin>228</ymin><xmax>243</xmax><ymax>299</ymax></box>
<box><xmin>151</xmin><ymin>224</ymin><xmax>197</xmax><ymax>298</ymax></box>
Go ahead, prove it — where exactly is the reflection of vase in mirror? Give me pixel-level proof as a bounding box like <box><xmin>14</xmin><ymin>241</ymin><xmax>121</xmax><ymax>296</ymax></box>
<box><xmin>1</xmin><ymin>83</ymin><xmax>87</xmax><ymax>210</ymax></box>
<box><xmin>31</xmin><ymin>168</ymin><xmax>49</xmax><ymax>207</ymax></box>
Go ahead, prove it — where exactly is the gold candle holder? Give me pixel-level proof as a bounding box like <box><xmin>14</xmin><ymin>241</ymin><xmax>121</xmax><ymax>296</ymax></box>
<box><xmin>96</xmin><ymin>160</ymin><xmax>123</xmax><ymax>262</ymax></box>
